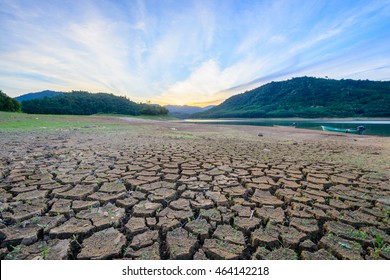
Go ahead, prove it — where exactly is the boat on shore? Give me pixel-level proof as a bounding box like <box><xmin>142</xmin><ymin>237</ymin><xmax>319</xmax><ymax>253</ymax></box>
<box><xmin>321</xmin><ymin>125</ymin><xmax>365</xmax><ymax>134</ymax></box>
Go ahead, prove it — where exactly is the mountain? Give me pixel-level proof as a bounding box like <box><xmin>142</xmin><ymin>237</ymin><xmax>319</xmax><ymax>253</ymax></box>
<box><xmin>15</xmin><ymin>90</ymin><xmax>64</xmax><ymax>102</ymax></box>
<box><xmin>165</xmin><ymin>105</ymin><xmax>215</xmax><ymax>118</ymax></box>
<box><xmin>0</xmin><ymin>90</ymin><xmax>20</xmax><ymax>112</ymax></box>
<box><xmin>191</xmin><ymin>77</ymin><xmax>390</xmax><ymax>118</ymax></box>
<box><xmin>21</xmin><ymin>91</ymin><xmax>168</xmax><ymax>116</ymax></box>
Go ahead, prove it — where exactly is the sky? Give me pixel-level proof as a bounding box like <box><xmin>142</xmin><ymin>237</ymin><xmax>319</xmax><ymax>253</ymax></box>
<box><xmin>1</xmin><ymin>0</ymin><xmax>390</xmax><ymax>106</ymax></box>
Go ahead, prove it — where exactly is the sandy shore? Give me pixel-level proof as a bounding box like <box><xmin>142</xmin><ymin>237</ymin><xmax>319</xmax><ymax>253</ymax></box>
<box><xmin>0</xmin><ymin>116</ymin><xmax>389</xmax><ymax>260</ymax></box>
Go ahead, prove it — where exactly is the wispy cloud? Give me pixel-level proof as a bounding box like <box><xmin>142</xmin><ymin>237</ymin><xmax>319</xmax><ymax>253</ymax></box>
<box><xmin>0</xmin><ymin>1</ymin><xmax>133</xmax><ymax>94</ymax></box>
<box><xmin>0</xmin><ymin>0</ymin><xmax>389</xmax><ymax>105</ymax></box>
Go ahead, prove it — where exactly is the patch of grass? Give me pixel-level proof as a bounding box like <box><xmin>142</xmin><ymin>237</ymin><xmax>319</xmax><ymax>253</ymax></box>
<box><xmin>372</xmin><ymin>235</ymin><xmax>389</xmax><ymax>258</ymax></box>
<box><xmin>349</xmin><ymin>229</ymin><xmax>368</xmax><ymax>239</ymax></box>
<box><xmin>123</xmin><ymin>246</ymin><xmax>130</xmax><ymax>256</ymax></box>
<box><xmin>374</xmin><ymin>236</ymin><xmax>384</xmax><ymax>250</ymax></box>
<box><xmin>365</xmin><ymin>170</ymin><xmax>389</xmax><ymax>180</ymax></box>
<box><xmin>42</xmin><ymin>245</ymin><xmax>49</xmax><ymax>259</ymax></box>
<box><xmin>30</xmin><ymin>217</ymin><xmax>39</xmax><ymax>224</ymax></box>
<box><xmin>38</xmin><ymin>223</ymin><xmax>49</xmax><ymax>230</ymax></box>
<box><xmin>337</xmin><ymin>154</ymin><xmax>390</xmax><ymax>178</ymax></box>
<box><xmin>268</xmin><ymin>247</ymin><xmax>298</xmax><ymax>260</ymax></box>
<box><xmin>140</xmin><ymin>249</ymin><xmax>159</xmax><ymax>260</ymax></box>
<box><xmin>6</xmin><ymin>245</ymin><xmax>23</xmax><ymax>260</ymax></box>
<box><xmin>169</xmin><ymin>133</ymin><xmax>197</xmax><ymax>139</ymax></box>
<box><xmin>232</xmin><ymin>227</ymin><xmax>240</xmax><ymax>241</ymax></box>
<box><xmin>0</xmin><ymin>111</ymin><xmax>145</xmax><ymax>133</ymax></box>
<box><xmin>0</xmin><ymin>112</ymin><xmax>103</xmax><ymax>131</ymax></box>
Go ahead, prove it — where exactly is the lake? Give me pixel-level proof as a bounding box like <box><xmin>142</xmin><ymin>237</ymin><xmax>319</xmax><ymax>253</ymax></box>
<box><xmin>184</xmin><ymin>119</ymin><xmax>390</xmax><ymax>137</ymax></box>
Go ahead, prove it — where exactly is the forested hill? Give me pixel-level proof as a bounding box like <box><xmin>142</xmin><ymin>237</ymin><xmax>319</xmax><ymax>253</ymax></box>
<box><xmin>21</xmin><ymin>91</ymin><xmax>168</xmax><ymax>115</ymax></box>
<box><xmin>15</xmin><ymin>90</ymin><xmax>64</xmax><ymax>102</ymax></box>
<box><xmin>0</xmin><ymin>90</ymin><xmax>20</xmax><ymax>112</ymax></box>
<box><xmin>191</xmin><ymin>77</ymin><xmax>390</xmax><ymax>118</ymax></box>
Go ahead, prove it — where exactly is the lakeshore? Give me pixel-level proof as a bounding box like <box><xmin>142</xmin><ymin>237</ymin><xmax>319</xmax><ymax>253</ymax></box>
<box><xmin>183</xmin><ymin>118</ymin><xmax>390</xmax><ymax>137</ymax></box>
<box><xmin>0</xmin><ymin>114</ymin><xmax>389</xmax><ymax>260</ymax></box>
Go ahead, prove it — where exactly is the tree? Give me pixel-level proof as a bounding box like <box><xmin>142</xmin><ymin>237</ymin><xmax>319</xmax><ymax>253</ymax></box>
<box><xmin>0</xmin><ymin>90</ymin><xmax>21</xmax><ymax>112</ymax></box>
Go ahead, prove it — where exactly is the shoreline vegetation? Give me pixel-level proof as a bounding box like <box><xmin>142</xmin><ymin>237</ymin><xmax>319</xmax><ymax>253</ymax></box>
<box><xmin>185</xmin><ymin>117</ymin><xmax>390</xmax><ymax>121</ymax></box>
<box><xmin>1</xmin><ymin>112</ymin><xmax>389</xmax><ymax>133</ymax></box>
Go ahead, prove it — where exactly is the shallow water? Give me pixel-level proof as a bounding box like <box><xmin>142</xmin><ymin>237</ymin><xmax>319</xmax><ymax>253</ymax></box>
<box><xmin>184</xmin><ymin>119</ymin><xmax>390</xmax><ymax>136</ymax></box>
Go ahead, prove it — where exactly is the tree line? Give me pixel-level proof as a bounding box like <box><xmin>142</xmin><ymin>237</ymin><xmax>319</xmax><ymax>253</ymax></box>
<box><xmin>191</xmin><ymin>77</ymin><xmax>390</xmax><ymax>118</ymax></box>
<box><xmin>19</xmin><ymin>91</ymin><xmax>168</xmax><ymax>115</ymax></box>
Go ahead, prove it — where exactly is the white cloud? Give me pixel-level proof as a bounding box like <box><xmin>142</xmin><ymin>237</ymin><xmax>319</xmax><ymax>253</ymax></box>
<box><xmin>156</xmin><ymin>56</ymin><xmax>271</xmax><ymax>105</ymax></box>
<box><xmin>1</xmin><ymin>0</ymin><xmax>389</xmax><ymax>105</ymax></box>
<box><xmin>0</xmin><ymin>2</ymin><xmax>151</xmax><ymax>99</ymax></box>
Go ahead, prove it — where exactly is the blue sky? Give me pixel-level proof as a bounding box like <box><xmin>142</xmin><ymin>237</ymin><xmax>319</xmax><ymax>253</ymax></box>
<box><xmin>1</xmin><ymin>0</ymin><xmax>390</xmax><ymax>106</ymax></box>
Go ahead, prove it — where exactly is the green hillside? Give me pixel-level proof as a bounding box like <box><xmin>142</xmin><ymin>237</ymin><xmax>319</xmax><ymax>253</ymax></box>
<box><xmin>0</xmin><ymin>90</ymin><xmax>20</xmax><ymax>112</ymax></box>
<box><xmin>21</xmin><ymin>91</ymin><xmax>168</xmax><ymax>116</ymax></box>
<box><xmin>15</xmin><ymin>90</ymin><xmax>64</xmax><ymax>102</ymax></box>
<box><xmin>191</xmin><ymin>77</ymin><xmax>390</xmax><ymax>118</ymax></box>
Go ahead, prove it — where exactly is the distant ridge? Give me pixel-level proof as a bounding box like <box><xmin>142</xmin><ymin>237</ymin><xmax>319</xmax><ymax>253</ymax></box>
<box><xmin>191</xmin><ymin>77</ymin><xmax>390</xmax><ymax>118</ymax></box>
<box><xmin>15</xmin><ymin>90</ymin><xmax>65</xmax><ymax>102</ymax></box>
<box><xmin>165</xmin><ymin>105</ymin><xmax>215</xmax><ymax>118</ymax></box>
<box><xmin>21</xmin><ymin>91</ymin><xmax>168</xmax><ymax>116</ymax></box>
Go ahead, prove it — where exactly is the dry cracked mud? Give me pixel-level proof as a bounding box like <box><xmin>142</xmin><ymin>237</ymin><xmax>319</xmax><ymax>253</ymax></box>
<box><xmin>1</xmin><ymin>118</ymin><xmax>389</xmax><ymax>260</ymax></box>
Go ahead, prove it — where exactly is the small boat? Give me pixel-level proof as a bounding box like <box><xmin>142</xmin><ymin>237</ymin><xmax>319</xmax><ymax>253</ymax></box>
<box><xmin>321</xmin><ymin>125</ymin><xmax>365</xmax><ymax>135</ymax></box>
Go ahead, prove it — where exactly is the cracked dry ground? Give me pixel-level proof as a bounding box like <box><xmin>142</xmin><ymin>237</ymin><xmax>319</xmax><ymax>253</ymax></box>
<box><xmin>0</xmin><ymin>127</ymin><xmax>389</xmax><ymax>260</ymax></box>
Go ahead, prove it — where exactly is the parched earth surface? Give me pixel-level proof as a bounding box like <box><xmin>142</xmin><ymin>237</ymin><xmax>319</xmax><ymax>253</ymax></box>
<box><xmin>0</xmin><ymin>117</ymin><xmax>389</xmax><ymax>260</ymax></box>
